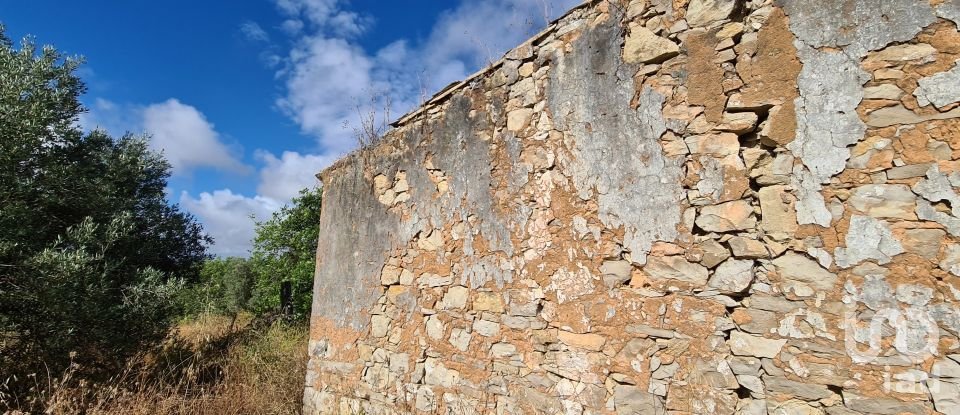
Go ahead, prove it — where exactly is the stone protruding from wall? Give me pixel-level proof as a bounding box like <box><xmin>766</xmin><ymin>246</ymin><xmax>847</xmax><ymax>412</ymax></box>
<box><xmin>304</xmin><ymin>0</ymin><xmax>960</xmax><ymax>413</ymax></box>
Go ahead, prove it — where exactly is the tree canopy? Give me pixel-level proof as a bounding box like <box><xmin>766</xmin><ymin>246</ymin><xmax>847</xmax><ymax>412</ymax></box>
<box><xmin>0</xmin><ymin>27</ymin><xmax>210</xmax><ymax>391</ymax></box>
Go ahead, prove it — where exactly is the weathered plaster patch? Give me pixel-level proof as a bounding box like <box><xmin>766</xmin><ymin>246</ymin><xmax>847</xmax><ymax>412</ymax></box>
<box><xmin>788</xmin><ymin>44</ymin><xmax>869</xmax><ymax>184</ymax></box>
<box><xmin>913</xmin><ymin>165</ymin><xmax>960</xmax><ymax>236</ymax></box>
<box><xmin>834</xmin><ymin>215</ymin><xmax>904</xmax><ymax>268</ymax></box>
<box><xmin>778</xmin><ymin>0</ymin><xmax>936</xmax><ymax>58</ymax></box>
<box><xmin>548</xmin><ymin>18</ymin><xmax>684</xmax><ymax>265</ymax></box>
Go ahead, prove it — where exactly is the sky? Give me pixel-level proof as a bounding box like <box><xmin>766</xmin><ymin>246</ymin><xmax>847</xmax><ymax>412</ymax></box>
<box><xmin>0</xmin><ymin>0</ymin><xmax>582</xmax><ymax>257</ymax></box>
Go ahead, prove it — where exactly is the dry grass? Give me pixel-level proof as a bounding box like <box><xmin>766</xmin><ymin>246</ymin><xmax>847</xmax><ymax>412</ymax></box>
<box><xmin>9</xmin><ymin>314</ymin><xmax>308</xmax><ymax>415</ymax></box>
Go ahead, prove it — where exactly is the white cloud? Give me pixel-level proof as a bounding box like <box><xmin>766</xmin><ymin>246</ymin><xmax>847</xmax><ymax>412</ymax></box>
<box><xmin>180</xmin><ymin>190</ymin><xmax>281</xmax><ymax>257</ymax></box>
<box><xmin>272</xmin><ymin>0</ymin><xmax>582</xmax><ymax>162</ymax></box>
<box><xmin>240</xmin><ymin>21</ymin><xmax>270</xmax><ymax>42</ymax></box>
<box><xmin>82</xmin><ymin>98</ymin><xmax>250</xmax><ymax>177</ymax></box>
<box><xmin>178</xmin><ymin>149</ymin><xmax>329</xmax><ymax>256</ymax></box>
<box><xmin>142</xmin><ymin>99</ymin><xmax>250</xmax><ymax>175</ymax></box>
<box><xmin>255</xmin><ymin>150</ymin><xmax>332</xmax><ymax>200</ymax></box>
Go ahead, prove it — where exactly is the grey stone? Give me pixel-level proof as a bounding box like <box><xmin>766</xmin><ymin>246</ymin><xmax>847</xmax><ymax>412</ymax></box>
<box><xmin>885</xmin><ymin>163</ymin><xmax>932</xmax><ymax>179</ymax></box>
<box><xmin>841</xmin><ymin>390</ymin><xmax>927</xmax><ymax>415</ymax></box>
<box><xmin>449</xmin><ymin>328</ymin><xmax>471</xmax><ymax>351</ymax></box>
<box><xmin>473</xmin><ymin>319</ymin><xmax>500</xmax><ymax>337</ymax></box>
<box><xmin>440</xmin><ymin>286</ymin><xmax>470</xmax><ymax>309</ymax></box>
<box><xmin>613</xmin><ymin>385</ymin><xmax>666</xmax><ymax>415</ymax></box>
<box><xmin>601</xmin><ymin>260</ymin><xmax>633</xmax><ymax>287</ymax></box>
<box><xmin>644</xmin><ymin>255</ymin><xmax>710</xmax><ymax>285</ymax></box>
<box><xmin>370</xmin><ymin>314</ymin><xmax>390</xmax><ymax>338</ymax></box>
<box><xmin>771</xmin><ymin>252</ymin><xmax>838</xmax><ymax>291</ymax></box>
<box><xmin>700</xmin><ymin>239</ymin><xmax>732</xmax><ymax>268</ymax></box>
<box><xmin>758</xmin><ymin>185</ymin><xmax>799</xmax><ymax>237</ymax></box>
<box><xmin>728</xmin><ymin>356</ymin><xmax>761</xmax><ymax>376</ymax></box>
<box><xmin>866</xmin><ymin>104</ymin><xmax>960</xmax><ymax>128</ymax></box>
<box><xmin>848</xmin><ymin>184</ymin><xmax>917</xmax><ymax>220</ymax></box>
<box><xmin>426</xmin><ymin>315</ymin><xmax>445</xmax><ymax>340</ymax></box>
<box><xmin>834</xmin><ymin>215</ymin><xmax>904</xmax><ymax>268</ymax></box>
<box><xmin>931</xmin><ymin>378</ymin><xmax>960</xmax><ymax>414</ymax></box>
<box><xmin>686</xmin><ymin>0</ymin><xmax>736</xmax><ymax>27</ymax></box>
<box><xmin>788</xmin><ymin>45</ymin><xmax>869</xmax><ymax>184</ymax></box>
<box><xmin>728</xmin><ymin>237</ymin><xmax>769</xmax><ymax>258</ymax></box>
<box><xmin>728</xmin><ymin>331</ymin><xmax>786</xmax><ymax>358</ymax></box>
<box><xmin>424</xmin><ymin>358</ymin><xmax>460</xmax><ymax>388</ymax></box>
<box><xmin>915</xmin><ymin>60</ymin><xmax>960</xmax><ymax>108</ymax></box>
<box><xmin>863</xmin><ymin>84</ymin><xmax>903</xmax><ymax>100</ymax></box>
<box><xmin>627</xmin><ymin>324</ymin><xmax>677</xmax><ymax>338</ymax></box>
<box><xmin>941</xmin><ymin>245</ymin><xmax>960</xmax><ymax>276</ymax></box>
<box><xmin>490</xmin><ymin>342</ymin><xmax>517</xmax><ymax>359</ymax></box>
<box><xmin>763</xmin><ymin>376</ymin><xmax>834</xmax><ymax>400</ymax></box>
<box><xmin>697</xmin><ymin>200</ymin><xmax>757</xmax><ymax>232</ymax></box>
<box><xmin>935</xmin><ymin>357</ymin><xmax>960</xmax><ymax>378</ymax></box>
<box><xmin>901</xmin><ymin>228</ymin><xmax>945</xmax><ymax>259</ymax></box>
<box><xmin>736</xmin><ymin>374</ymin><xmax>764</xmax><ymax>395</ymax></box>
<box><xmin>708</xmin><ymin>258</ymin><xmax>755</xmax><ymax>293</ymax></box>
<box><xmin>938</xmin><ymin>0</ymin><xmax>960</xmax><ymax>26</ymax></box>
<box><xmin>738</xmin><ymin>308</ymin><xmax>780</xmax><ymax>334</ymax></box>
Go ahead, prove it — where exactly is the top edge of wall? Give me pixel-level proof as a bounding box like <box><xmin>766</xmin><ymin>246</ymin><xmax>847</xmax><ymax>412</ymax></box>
<box><xmin>316</xmin><ymin>0</ymin><xmax>597</xmax><ymax>181</ymax></box>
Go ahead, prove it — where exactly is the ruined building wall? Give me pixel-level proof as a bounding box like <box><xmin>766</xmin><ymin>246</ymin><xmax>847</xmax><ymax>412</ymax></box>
<box><xmin>304</xmin><ymin>0</ymin><xmax>960</xmax><ymax>413</ymax></box>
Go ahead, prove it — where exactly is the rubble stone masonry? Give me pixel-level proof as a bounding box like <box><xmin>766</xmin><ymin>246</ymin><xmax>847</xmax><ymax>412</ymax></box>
<box><xmin>304</xmin><ymin>0</ymin><xmax>960</xmax><ymax>413</ymax></box>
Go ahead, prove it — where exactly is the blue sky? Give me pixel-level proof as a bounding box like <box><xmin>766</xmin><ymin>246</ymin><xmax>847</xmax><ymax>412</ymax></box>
<box><xmin>1</xmin><ymin>0</ymin><xmax>580</xmax><ymax>256</ymax></box>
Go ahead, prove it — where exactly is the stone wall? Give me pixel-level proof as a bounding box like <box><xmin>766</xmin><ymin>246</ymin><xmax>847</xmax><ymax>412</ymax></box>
<box><xmin>303</xmin><ymin>0</ymin><xmax>960</xmax><ymax>413</ymax></box>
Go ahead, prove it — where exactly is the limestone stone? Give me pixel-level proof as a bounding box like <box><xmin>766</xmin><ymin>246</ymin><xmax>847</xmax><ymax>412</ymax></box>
<box><xmin>380</xmin><ymin>264</ymin><xmax>402</xmax><ymax>285</ymax></box>
<box><xmin>644</xmin><ymin>255</ymin><xmax>710</xmax><ymax>285</ymax></box>
<box><xmin>684</xmin><ymin>132</ymin><xmax>740</xmax><ymax>157</ymax></box>
<box><xmin>686</xmin><ymin>0</ymin><xmax>736</xmax><ymax>27</ymax></box>
<box><xmin>473</xmin><ymin>292</ymin><xmax>504</xmax><ymax>313</ymax></box>
<box><xmin>717</xmin><ymin>112</ymin><xmax>759</xmax><ymax>134</ymax></box>
<box><xmin>613</xmin><ymin>385</ymin><xmax>666</xmax><ymax>415</ymax></box>
<box><xmin>901</xmin><ymin>229</ymin><xmax>945</xmax><ymax>259</ymax></box>
<box><xmin>728</xmin><ymin>356</ymin><xmax>761</xmax><ymax>375</ymax></box>
<box><xmin>848</xmin><ymin>184</ymin><xmax>917</xmax><ymax>220</ymax></box>
<box><xmin>863</xmin><ymin>84</ymin><xmax>903</xmax><ymax>100</ymax></box>
<box><xmin>930</xmin><ymin>379</ymin><xmax>960</xmax><ymax>414</ymax></box>
<box><xmin>557</xmin><ymin>331</ymin><xmax>606</xmax><ymax>351</ymax></box>
<box><xmin>507</xmin><ymin>108</ymin><xmax>534</xmax><ymax>132</ymax></box>
<box><xmin>914</xmin><ymin>61</ymin><xmax>960</xmax><ymax>108</ymax></box>
<box><xmin>419</xmin><ymin>273</ymin><xmax>453</xmax><ymax>287</ymax></box>
<box><xmin>449</xmin><ymin>328</ymin><xmax>471</xmax><ymax>351</ymax></box>
<box><xmin>371</xmin><ymin>314</ymin><xmax>391</xmax><ymax>338</ymax></box>
<box><xmin>886</xmin><ymin>164</ymin><xmax>931</xmax><ymax>180</ymax></box>
<box><xmin>866</xmin><ymin>43</ymin><xmax>937</xmax><ymax>63</ymax></box>
<box><xmin>424</xmin><ymin>358</ymin><xmax>460</xmax><ymax>388</ymax></box>
<box><xmin>696</xmin><ymin>200</ymin><xmax>757</xmax><ymax>232</ymax></box>
<box><xmin>699</xmin><ymin>239</ymin><xmax>732</xmax><ymax>268</ymax></box>
<box><xmin>490</xmin><ymin>342</ymin><xmax>516</xmax><ymax>359</ymax></box>
<box><xmin>764</xmin><ymin>376</ymin><xmax>833</xmax><ymax>400</ymax></box>
<box><xmin>771</xmin><ymin>252</ymin><xmax>837</xmax><ymax>291</ymax></box>
<box><xmin>600</xmin><ymin>260</ymin><xmax>633</xmax><ymax>287</ymax></box>
<box><xmin>440</xmin><ymin>286</ymin><xmax>469</xmax><ymax>310</ymax></box>
<box><xmin>473</xmin><ymin>319</ymin><xmax>500</xmax><ymax>337</ymax></box>
<box><xmin>866</xmin><ymin>104</ymin><xmax>960</xmax><ymax>128</ymax></box>
<box><xmin>728</xmin><ymin>236</ymin><xmax>768</xmax><ymax>258</ymax></box>
<box><xmin>623</xmin><ymin>26</ymin><xmax>679</xmax><ymax>64</ymax></box>
<box><xmin>708</xmin><ymin>258</ymin><xmax>755</xmax><ymax>293</ymax></box>
<box><xmin>728</xmin><ymin>331</ymin><xmax>786</xmax><ymax>358</ymax></box>
<box><xmin>842</xmin><ymin>391</ymin><xmax>928</xmax><ymax>415</ymax></box>
<box><xmin>736</xmin><ymin>308</ymin><xmax>779</xmax><ymax>334</ymax></box>
<box><xmin>426</xmin><ymin>316</ymin><xmax>444</xmax><ymax>340</ymax></box>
